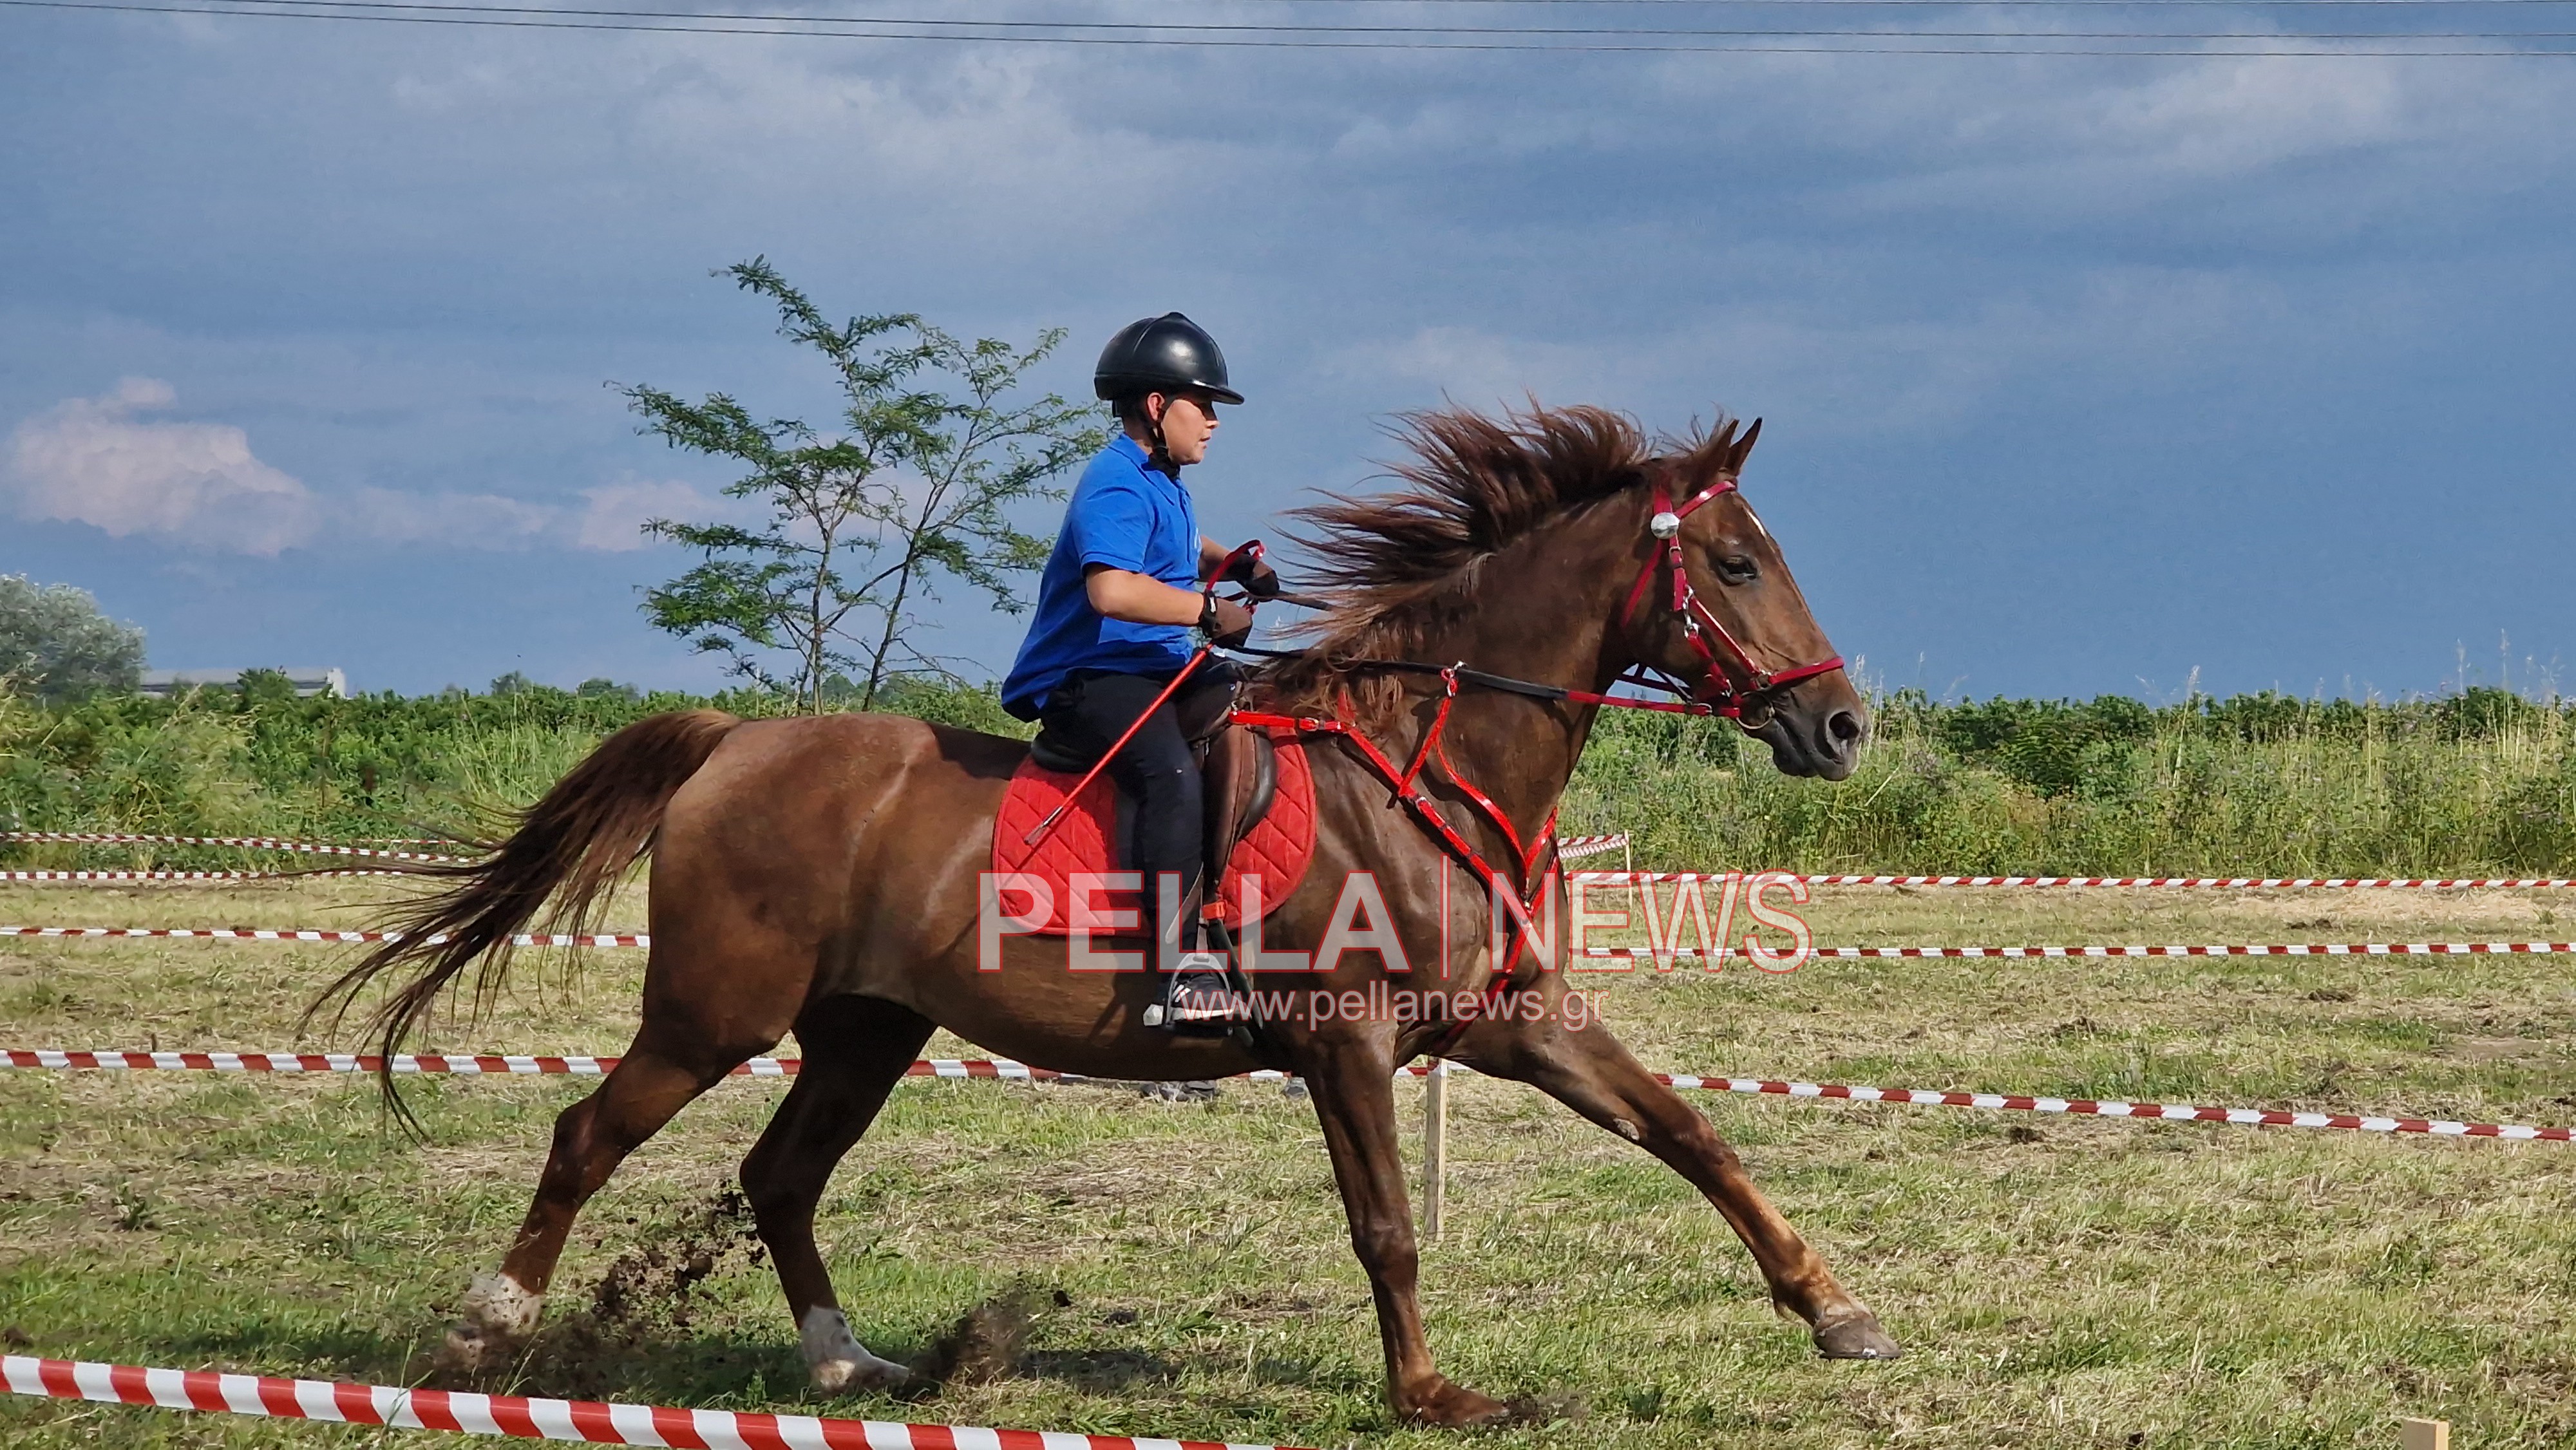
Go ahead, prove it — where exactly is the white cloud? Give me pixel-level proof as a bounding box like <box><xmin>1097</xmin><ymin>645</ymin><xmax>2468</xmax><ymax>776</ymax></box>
<box><xmin>6</xmin><ymin>377</ymin><xmax>319</xmax><ymax>554</ymax></box>
<box><xmin>574</xmin><ymin>478</ymin><xmax>708</xmax><ymax>551</ymax></box>
<box><xmin>1340</xmin><ymin>261</ymin><xmax>2306</xmax><ymax>439</ymax></box>
<box><xmin>342</xmin><ymin>485</ymin><xmax>560</xmax><ymax>547</ymax></box>
<box><xmin>6</xmin><ymin>381</ymin><xmax>704</xmax><ymax>556</ymax></box>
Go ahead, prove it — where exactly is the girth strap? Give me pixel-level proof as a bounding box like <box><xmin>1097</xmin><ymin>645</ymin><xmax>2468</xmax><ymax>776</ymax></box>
<box><xmin>1230</xmin><ymin>702</ymin><xmax>1558</xmax><ymax>1051</ymax></box>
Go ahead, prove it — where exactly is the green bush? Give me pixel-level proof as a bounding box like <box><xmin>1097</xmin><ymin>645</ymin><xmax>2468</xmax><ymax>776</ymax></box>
<box><xmin>0</xmin><ymin>674</ymin><xmax>1020</xmax><ymax>867</ymax></box>
<box><xmin>6</xmin><ymin>676</ymin><xmax>2573</xmax><ymax>877</ymax></box>
<box><xmin>1563</xmin><ymin>689</ymin><xmax>2576</xmax><ymax>876</ymax></box>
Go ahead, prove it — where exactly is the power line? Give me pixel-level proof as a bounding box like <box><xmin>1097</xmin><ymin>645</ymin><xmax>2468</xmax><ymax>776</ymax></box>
<box><xmin>11</xmin><ymin>0</ymin><xmax>2574</xmax><ymax>48</ymax></box>
<box><xmin>158</xmin><ymin>0</ymin><xmax>2576</xmax><ymax>7</ymax></box>
<box><xmin>1103</xmin><ymin>0</ymin><xmax>2576</xmax><ymax>5</ymax></box>
<box><xmin>1242</xmin><ymin>0</ymin><xmax>2576</xmax><ymax>5</ymax></box>
<box><xmin>716</xmin><ymin>0</ymin><xmax>2576</xmax><ymax>5</ymax></box>
<box><xmin>104</xmin><ymin>0</ymin><xmax>2576</xmax><ymax>30</ymax></box>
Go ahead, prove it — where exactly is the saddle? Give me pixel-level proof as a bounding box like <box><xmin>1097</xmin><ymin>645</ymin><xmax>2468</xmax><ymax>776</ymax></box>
<box><xmin>992</xmin><ymin>719</ymin><xmax>1317</xmax><ymax>936</ymax></box>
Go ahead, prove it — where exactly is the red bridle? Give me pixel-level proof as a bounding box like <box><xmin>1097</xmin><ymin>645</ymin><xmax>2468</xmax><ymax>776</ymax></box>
<box><xmin>1615</xmin><ymin>474</ymin><xmax>1845</xmax><ymax>723</ymax></box>
<box><xmin>1218</xmin><ymin>475</ymin><xmax>1846</xmax><ymax>1051</ymax></box>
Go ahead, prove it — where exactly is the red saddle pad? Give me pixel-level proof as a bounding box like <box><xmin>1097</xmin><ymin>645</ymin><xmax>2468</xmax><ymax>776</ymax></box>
<box><xmin>990</xmin><ymin>733</ymin><xmax>1317</xmax><ymax>937</ymax></box>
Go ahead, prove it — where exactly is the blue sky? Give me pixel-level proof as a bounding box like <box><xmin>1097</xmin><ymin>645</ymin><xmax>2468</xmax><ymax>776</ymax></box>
<box><xmin>5</xmin><ymin>10</ymin><xmax>2571</xmax><ymax>701</ymax></box>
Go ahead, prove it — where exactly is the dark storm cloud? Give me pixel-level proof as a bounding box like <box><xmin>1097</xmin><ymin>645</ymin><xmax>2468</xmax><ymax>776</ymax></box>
<box><xmin>4</xmin><ymin>11</ymin><xmax>2571</xmax><ymax>695</ymax></box>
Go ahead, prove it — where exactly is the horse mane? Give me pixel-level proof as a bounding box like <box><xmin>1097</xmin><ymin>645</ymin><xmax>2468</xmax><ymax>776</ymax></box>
<box><xmin>1256</xmin><ymin>404</ymin><xmax>1741</xmax><ymax>706</ymax></box>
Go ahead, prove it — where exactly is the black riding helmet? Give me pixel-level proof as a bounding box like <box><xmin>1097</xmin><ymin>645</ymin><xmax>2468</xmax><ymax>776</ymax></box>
<box><xmin>1094</xmin><ymin>313</ymin><xmax>1244</xmax><ymax>406</ymax></box>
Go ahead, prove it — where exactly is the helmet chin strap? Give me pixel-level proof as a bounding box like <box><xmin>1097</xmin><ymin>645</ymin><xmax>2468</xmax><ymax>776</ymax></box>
<box><xmin>1142</xmin><ymin>393</ymin><xmax>1181</xmax><ymax>478</ymax></box>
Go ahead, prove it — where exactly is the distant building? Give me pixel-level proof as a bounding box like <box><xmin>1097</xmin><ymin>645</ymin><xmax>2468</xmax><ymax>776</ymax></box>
<box><xmin>138</xmin><ymin>668</ymin><xmax>349</xmax><ymax>699</ymax></box>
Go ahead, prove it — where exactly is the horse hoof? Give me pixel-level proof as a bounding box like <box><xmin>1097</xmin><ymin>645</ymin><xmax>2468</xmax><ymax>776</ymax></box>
<box><xmin>1398</xmin><ymin>1377</ymin><xmax>1514</xmax><ymax>1427</ymax></box>
<box><xmin>1814</xmin><ymin>1310</ymin><xmax>1902</xmax><ymax>1361</ymax></box>
<box><xmin>430</xmin><ymin>1272</ymin><xmax>544</xmax><ymax>1380</ymax></box>
<box><xmin>803</xmin><ymin>1307</ymin><xmax>909</xmax><ymax>1394</ymax></box>
<box><xmin>811</xmin><ymin>1355</ymin><xmax>909</xmax><ymax>1395</ymax></box>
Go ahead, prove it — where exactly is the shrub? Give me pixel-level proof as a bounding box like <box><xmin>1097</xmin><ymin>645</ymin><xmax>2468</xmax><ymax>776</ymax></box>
<box><xmin>6</xmin><ymin>674</ymin><xmax>2571</xmax><ymax>877</ymax></box>
<box><xmin>0</xmin><ymin>575</ymin><xmax>145</xmax><ymax>702</ymax></box>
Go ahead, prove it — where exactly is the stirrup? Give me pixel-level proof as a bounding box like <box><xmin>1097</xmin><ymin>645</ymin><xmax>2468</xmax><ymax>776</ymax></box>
<box><xmin>1146</xmin><ymin>951</ymin><xmax>1243</xmax><ymax>1035</ymax></box>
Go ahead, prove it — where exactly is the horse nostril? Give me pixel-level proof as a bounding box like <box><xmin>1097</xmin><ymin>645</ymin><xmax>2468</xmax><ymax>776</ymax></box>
<box><xmin>1826</xmin><ymin>710</ymin><xmax>1864</xmax><ymax>748</ymax></box>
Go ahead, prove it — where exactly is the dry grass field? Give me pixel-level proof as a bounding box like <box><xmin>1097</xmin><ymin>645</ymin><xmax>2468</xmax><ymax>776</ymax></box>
<box><xmin>6</xmin><ymin>876</ymin><xmax>2576</xmax><ymax>1447</ymax></box>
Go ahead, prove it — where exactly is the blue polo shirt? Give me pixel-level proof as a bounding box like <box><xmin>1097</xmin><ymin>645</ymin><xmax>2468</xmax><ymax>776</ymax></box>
<box><xmin>1001</xmin><ymin>435</ymin><xmax>1201</xmax><ymax>719</ymax></box>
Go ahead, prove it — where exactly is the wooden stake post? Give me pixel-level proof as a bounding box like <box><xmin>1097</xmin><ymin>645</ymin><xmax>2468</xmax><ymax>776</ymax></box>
<box><xmin>2401</xmin><ymin>1418</ymin><xmax>2449</xmax><ymax>1450</ymax></box>
<box><xmin>1421</xmin><ymin>1058</ymin><xmax>1450</xmax><ymax>1241</ymax></box>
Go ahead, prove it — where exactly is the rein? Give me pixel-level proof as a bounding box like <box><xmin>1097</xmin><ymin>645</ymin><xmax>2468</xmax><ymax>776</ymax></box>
<box><xmin>1216</xmin><ymin>482</ymin><xmax>1846</xmax><ymax>1051</ymax></box>
<box><xmin>1230</xmin><ymin>688</ymin><xmax>1555</xmax><ymax>1057</ymax></box>
<box><xmin>1234</xmin><ymin>473</ymin><xmax>1842</xmax><ymax>725</ymax></box>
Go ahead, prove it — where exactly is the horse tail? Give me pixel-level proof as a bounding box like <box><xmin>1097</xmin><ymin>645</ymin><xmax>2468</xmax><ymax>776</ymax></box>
<box><xmin>308</xmin><ymin>708</ymin><xmax>743</xmax><ymax>1132</ymax></box>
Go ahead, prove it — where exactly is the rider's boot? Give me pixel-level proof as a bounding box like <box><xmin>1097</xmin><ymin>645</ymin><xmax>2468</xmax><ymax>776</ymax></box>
<box><xmin>1143</xmin><ymin>873</ymin><xmax>1241</xmax><ymax>1035</ymax></box>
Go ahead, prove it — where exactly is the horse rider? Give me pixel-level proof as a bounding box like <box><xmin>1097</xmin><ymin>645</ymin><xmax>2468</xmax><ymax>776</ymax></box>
<box><xmin>1001</xmin><ymin>312</ymin><xmax>1277</xmax><ymax>1031</ymax></box>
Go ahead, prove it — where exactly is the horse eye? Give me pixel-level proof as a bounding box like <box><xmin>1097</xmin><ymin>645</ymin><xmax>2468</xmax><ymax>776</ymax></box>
<box><xmin>1716</xmin><ymin>556</ymin><xmax>1759</xmax><ymax>583</ymax></box>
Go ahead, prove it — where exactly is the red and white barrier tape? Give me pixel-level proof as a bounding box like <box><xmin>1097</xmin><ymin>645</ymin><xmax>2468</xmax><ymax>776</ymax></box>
<box><xmin>8</xmin><ymin>833</ymin><xmax>2562</xmax><ymax>889</ymax></box>
<box><xmin>0</xmin><ymin>1049</ymin><xmax>1057</xmax><ymax>1079</ymax></box>
<box><xmin>0</xmin><ymin>927</ymin><xmax>646</xmax><ymax>945</ymax></box>
<box><xmin>1578</xmin><ymin>941</ymin><xmax>2576</xmax><ymax>960</ymax></box>
<box><xmin>25</xmin><ymin>927</ymin><xmax>2576</xmax><ymax>961</ymax></box>
<box><xmin>3</xmin><ymin>870</ymin><xmax>402</xmax><ymax>883</ymax></box>
<box><xmin>1656</xmin><ymin>1073</ymin><xmax>2574</xmax><ymax>1141</ymax></box>
<box><xmin>0</xmin><ymin>831</ymin><xmax>471</xmax><ymax>863</ymax></box>
<box><xmin>10</xmin><ymin>831</ymin><xmax>2559</xmax><ymax>888</ymax></box>
<box><xmin>0</xmin><ymin>1353</ymin><xmax>1302</xmax><ymax>1449</ymax></box>
<box><xmin>12</xmin><ymin>1047</ymin><xmax>2570</xmax><ymax>1144</ymax></box>
<box><xmin>1572</xmin><ymin>871</ymin><xmax>2576</xmax><ymax>889</ymax></box>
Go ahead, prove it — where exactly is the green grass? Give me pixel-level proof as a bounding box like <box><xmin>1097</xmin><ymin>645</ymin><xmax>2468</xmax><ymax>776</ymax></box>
<box><xmin>8</xmin><ymin>879</ymin><xmax>2576</xmax><ymax>1446</ymax></box>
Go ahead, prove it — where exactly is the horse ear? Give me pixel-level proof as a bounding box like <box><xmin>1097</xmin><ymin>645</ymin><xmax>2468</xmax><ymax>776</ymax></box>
<box><xmin>1727</xmin><ymin>418</ymin><xmax>1762</xmax><ymax>476</ymax></box>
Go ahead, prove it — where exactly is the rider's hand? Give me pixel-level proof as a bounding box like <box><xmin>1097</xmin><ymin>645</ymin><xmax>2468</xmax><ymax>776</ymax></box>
<box><xmin>1202</xmin><ymin>596</ymin><xmax>1257</xmax><ymax>647</ymax></box>
<box><xmin>1224</xmin><ymin>551</ymin><xmax>1282</xmax><ymax>599</ymax></box>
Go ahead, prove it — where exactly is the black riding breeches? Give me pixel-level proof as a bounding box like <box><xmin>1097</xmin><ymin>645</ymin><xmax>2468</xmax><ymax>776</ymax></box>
<box><xmin>1037</xmin><ymin>666</ymin><xmax>1236</xmax><ymax>924</ymax></box>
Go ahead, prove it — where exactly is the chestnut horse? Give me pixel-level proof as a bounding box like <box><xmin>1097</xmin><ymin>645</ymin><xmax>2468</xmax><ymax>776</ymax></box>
<box><xmin>319</xmin><ymin>405</ymin><xmax>1893</xmax><ymax>1427</ymax></box>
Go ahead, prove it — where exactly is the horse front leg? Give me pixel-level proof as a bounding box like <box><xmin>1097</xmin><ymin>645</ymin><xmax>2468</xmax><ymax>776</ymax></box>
<box><xmin>1301</xmin><ymin>1028</ymin><xmax>1512</xmax><ymax>1426</ymax></box>
<box><xmin>1455</xmin><ymin>1010</ymin><xmax>1900</xmax><ymax>1361</ymax></box>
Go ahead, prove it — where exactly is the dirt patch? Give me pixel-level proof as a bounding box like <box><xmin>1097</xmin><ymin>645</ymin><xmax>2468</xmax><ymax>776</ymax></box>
<box><xmin>907</xmin><ymin>1282</ymin><xmax>1069</xmax><ymax>1391</ymax></box>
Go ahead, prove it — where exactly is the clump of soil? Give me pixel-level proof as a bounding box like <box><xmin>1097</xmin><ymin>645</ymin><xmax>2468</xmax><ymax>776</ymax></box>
<box><xmin>907</xmin><ymin>1281</ymin><xmax>1068</xmax><ymax>1392</ymax></box>
<box><xmin>501</xmin><ymin>1183</ymin><xmax>767</xmax><ymax>1400</ymax></box>
<box><xmin>587</xmin><ymin>1185</ymin><xmax>764</xmax><ymax>1337</ymax></box>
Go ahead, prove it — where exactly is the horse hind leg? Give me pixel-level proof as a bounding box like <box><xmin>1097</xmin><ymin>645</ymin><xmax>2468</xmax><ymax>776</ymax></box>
<box><xmin>1463</xmin><ymin>1017</ymin><xmax>1900</xmax><ymax>1361</ymax></box>
<box><xmin>737</xmin><ymin>994</ymin><xmax>937</xmax><ymax>1394</ymax></box>
<box><xmin>440</xmin><ymin>1028</ymin><xmax>772</xmax><ymax>1375</ymax></box>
